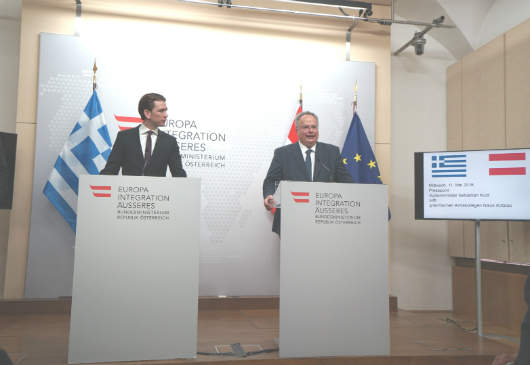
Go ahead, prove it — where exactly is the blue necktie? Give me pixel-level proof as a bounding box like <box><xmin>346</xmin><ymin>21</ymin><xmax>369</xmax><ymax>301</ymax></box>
<box><xmin>305</xmin><ymin>149</ymin><xmax>312</xmax><ymax>181</ymax></box>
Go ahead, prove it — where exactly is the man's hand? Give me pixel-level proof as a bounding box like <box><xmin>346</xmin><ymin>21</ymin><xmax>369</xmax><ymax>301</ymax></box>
<box><xmin>264</xmin><ymin>195</ymin><xmax>276</xmax><ymax>211</ymax></box>
<box><xmin>491</xmin><ymin>353</ymin><xmax>516</xmax><ymax>365</ymax></box>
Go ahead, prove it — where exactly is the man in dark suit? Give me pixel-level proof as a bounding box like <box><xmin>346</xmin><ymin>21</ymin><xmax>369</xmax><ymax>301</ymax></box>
<box><xmin>100</xmin><ymin>93</ymin><xmax>186</xmax><ymax>177</ymax></box>
<box><xmin>263</xmin><ymin>111</ymin><xmax>353</xmax><ymax>235</ymax></box>
<box><xmin>491</xmin><ymin>273</ymin><xmax>530</xmax><ymax>365</ymax></box>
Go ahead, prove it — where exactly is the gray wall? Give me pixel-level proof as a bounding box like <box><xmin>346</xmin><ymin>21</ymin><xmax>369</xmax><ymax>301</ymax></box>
<box><xmin>0</xmin><ymin>1</ymin><xmax>21</xmax><ymax>297</ymax></box>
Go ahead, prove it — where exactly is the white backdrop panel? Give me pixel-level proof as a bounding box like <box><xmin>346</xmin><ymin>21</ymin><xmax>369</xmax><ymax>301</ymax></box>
<box><xmin>26</xmin><ymin>29</ymin><xmax>375</xmax><ymax>297</ymax></box>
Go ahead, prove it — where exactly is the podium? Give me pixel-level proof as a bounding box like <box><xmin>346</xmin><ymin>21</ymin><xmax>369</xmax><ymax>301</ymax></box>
<box><xmin>68</xmin><ymin>175</ymin><xmax>200</xmax><ymax>364</ymax></box>
<box><xmin>278</xmin><ymin>181</ymin><xmax>389</xmax><ymax>358</ymax></box>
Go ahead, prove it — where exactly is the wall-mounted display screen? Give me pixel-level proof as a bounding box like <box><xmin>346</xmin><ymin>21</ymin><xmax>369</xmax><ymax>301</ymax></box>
<box><xmin>415</xmin><ymin>148</ymin><xmax>530</xmax><ymax>221</ymax></box>
<box><xmin>0</xmin><ymin>131</ymin><xmax>17</xmax><ymax>209</ymax></box>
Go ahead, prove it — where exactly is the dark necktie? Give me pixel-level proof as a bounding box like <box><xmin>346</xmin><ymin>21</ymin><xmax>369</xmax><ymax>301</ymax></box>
<box><xmin>305</xmin><ymin>149</ymin><xmax>312</xmax><ymax>181</ymax></box>
<box><xmin>144</xmin><ymin>130</ymin><xmax>153</xmax><ymax>170</ymax></box>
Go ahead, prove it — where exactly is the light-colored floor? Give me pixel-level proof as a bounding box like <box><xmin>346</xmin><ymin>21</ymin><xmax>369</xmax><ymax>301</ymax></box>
<box><xmin>0</xmin><ymin>308</ymin><xmax>519</xmax><ymax>365</ymax></box>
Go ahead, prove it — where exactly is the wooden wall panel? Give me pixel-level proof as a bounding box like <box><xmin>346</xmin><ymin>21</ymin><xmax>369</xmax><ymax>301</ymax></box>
<box><xmin>505</xmin><ymin>19</ymin><xmax>530</xmax><ymax>264</ymax></box>
<box><xmin>462</xmin><ymin>221</ymin><xmax>475</xmax><ymax>258</ymax></box>
<box><xmin>453</xmin><ymin>264</ymin><xmax>527</xmax><ymax>334</ymax></box>
<box><xmin>505</xmin><ymin>18</ymin><xmax>530</xmax><ymax>148</ymax></box>
<box><xmin>462</xmin><ymin>36</ymin><xmax>505</xmax><ymax>150</ymax></box>
<box><xmin>452</xmin><ymin>265</ymin><xmax>476</xmax><ymax>317</ymax></box>
<box><xmin>509</xmin><ymin>222</ymin><xmax>530</xmax><ymax>264</ymax></box>
<box><xmin>482</xmin><ymin>268</ymin><xmax>527</xmax><ymax>332</ymax></box>
<box><xmin>509</xmin><ymin>223</ymin><xmax>530</xmax><ymax>264</ymax></box>
<box><xmin>448</xmin><ymin>221</ymin><xmax>464</xmax><ymax>257</ymax></box>
<box><xmin>450</xmin><ymin>20</ymin><xmax>530</xmax><ymax>332</ymax></box>
<box><xmin>463</xmin><ymin>221</ymin><xmax>508</xmax><ymax>261</ymax></box>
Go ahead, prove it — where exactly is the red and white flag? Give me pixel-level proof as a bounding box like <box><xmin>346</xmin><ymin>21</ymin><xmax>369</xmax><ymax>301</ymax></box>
<box><xmin>286</xmin><ymin>104</ymin><xmax>302</xmax><ymax>145</ymax></box>
<box><xmin>271</xmin><ymin>103</ymin><xmax>302</xmax><ymax>214</ymax></box>
<box><xmin>488</xmin><ymin>152</ymin><xmax>526</xmax><ymax>176</ymax></box>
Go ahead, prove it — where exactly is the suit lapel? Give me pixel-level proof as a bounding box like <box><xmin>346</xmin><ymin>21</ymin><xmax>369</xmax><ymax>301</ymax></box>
<box><xmin>314</xmin><ymin>142</ymin><xmax>321</xmax><ymax>180</ymax></box>
<box><xmin>290</xmin><ymin>143</ymin><xmax>308</xmax><ymax>180</ymax></box>
<box><xmin>314</xmin><ymin>142</ymin><xmax>331</xmax><ymax>182</ymax></box>
<box><xmin>150</xmin><ymin>131</ymin><xmax>163</xmax><ymax>163</ymax></box>
<box><xmin>134</xmin><ymin>126</ymin><xmax>145</xmax><ymax>164</ymax></box>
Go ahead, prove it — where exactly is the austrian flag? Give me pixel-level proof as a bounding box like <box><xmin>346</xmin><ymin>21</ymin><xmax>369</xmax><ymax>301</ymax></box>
<box><xmin>291</xmin><ymin>191</ymin><xmax>309</xmax><ymax>203</ymax></box>
<box><xmin>90</xmin><ymin>185</ymin><xmax>112</xmax><ymax>198</ymax></box>
<box><xmin>489</xmin><ymin>152</ymin><xmax>526</xmax><ymax>176</ymax></box>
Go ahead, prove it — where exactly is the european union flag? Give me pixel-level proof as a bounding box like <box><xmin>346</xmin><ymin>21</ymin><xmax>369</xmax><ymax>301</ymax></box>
<box><xmin>341</xmin><ymin>112</ymin><xmax>381</xmax><ymax>184</ymax></box>
<box><xmin>342</xmin><ymin>112</ymin><xmax>390</xmax><ymax>219</ymax></box>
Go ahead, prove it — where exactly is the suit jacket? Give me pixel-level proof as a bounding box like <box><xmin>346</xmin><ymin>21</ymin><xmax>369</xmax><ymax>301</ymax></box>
<box><xmin>516</xmin><ymin>273</ymin><xmax>530</xmax><ymax>365</ymax></box>
<box><xmin>263</xmin><ymin>142</ymin><xmax>353</xmax><ymax>234</ymax></box>
<box><xmin>100</xmin><ymin>125</ymin><xmax>186</xmax><ymax>177</ymax></box>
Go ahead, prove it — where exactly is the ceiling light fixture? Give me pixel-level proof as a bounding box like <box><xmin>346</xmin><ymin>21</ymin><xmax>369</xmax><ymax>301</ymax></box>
<box><xmin>393</xmin><ymin>16</ymin><xmax>445</xmax><ymax>56</ymax></box>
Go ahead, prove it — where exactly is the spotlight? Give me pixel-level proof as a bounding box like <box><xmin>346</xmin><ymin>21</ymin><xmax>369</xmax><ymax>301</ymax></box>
<box><xmin>393</xmin><ymin>15</ymin><xmax>446</xmax><ymax>56</ymax></box>
<box><xmin>411</xmin><ymin>33</ymin><xmax>426</xmax><ymax>56</ymax></box>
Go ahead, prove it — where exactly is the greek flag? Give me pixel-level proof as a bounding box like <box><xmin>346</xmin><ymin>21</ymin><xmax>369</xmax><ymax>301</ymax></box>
<box><xmin>431</xmin><ymin>154</ymin><xmax>467</xmax><ymax>178</ymax></box>
<box><xmin>43</xmin><ymin>91</ymin><xmax>112</xmax><ymax>231</ymax></box>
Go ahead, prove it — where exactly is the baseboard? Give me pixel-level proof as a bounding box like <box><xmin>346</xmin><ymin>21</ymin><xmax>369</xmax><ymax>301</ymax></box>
<box><xmin>0</xmin><ymin>295</ymin><xmax>398</xmax><ymax>314</ymax></box>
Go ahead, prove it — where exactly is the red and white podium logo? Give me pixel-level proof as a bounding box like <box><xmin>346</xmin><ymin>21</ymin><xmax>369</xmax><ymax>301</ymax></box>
<box><xmin>291</xmin><ymin>191</ymin><xmax>310</xmax><ymax>203</ymax></box>
<box><xmin>90</xmin><ymin>185</ymin><xmax>112</xmax><ymax>198</ymax></box>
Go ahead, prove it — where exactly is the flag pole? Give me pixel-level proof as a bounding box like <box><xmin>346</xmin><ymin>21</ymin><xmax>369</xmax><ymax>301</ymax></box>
<box><xmin>353</xmin><ymin>81</ymin><xmax>358</xmax><ymax>113</ymax></box>
<box><xmin>92</xmin><ymin>60</ymin><xmax>98</xmax><ymax>91</ymax></box>
<box><xmin>299</xmin><ymin>84</ymin><xmax>303</xmax><ymax>109</ymax></box>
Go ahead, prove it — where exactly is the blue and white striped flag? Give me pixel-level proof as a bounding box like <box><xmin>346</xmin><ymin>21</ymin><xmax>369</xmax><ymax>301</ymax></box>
<box><xmin>43</xmin><ymin>91</ymin><xmax>112</xmax><ymax>231</ymax></box>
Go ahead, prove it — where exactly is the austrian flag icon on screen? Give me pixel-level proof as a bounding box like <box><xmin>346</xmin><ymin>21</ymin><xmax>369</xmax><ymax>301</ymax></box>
<box><xmin>291</xmin><ymin>192</ymin><xmax>309</xmax><ymax>203</ymax></box>
<box><xmin>489</xmin><ymin>152</ymin><xmax>526</xmax><ymax>176</ymax></box>
<box><xmin>90</xmin><ymin>185</ymin><xmax>111</xmax><ymax>198</ymax></box>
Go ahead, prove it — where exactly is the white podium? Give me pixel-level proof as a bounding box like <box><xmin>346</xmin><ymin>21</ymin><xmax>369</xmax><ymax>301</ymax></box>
<box><xmin>68</xmin><ymin>175</ymin><xmax>200</xmax><ymax>364</ymax></box>
<box><xmin>278</xmin><ymin>181</ymin><xmax>389</xmax><ymax>358</ymax></box>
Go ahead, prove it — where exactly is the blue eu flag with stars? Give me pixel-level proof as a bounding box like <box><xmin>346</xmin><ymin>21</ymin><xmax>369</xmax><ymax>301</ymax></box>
<box><xmin>341</xmin><ymin>112</ymin><xmax>390</xmax><ymax>219</ymax></box>
<box><xmin>341</xmin><ymin>112</ymin><xmax>382</xmax><ymax>184</ymax></box>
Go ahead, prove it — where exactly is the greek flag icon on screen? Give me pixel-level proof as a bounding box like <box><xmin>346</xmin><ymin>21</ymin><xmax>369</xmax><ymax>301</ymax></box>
<box><xmin>431</xmin><ymin>154</ymin><xmax>467</xmax><ymax>178</ymax></box>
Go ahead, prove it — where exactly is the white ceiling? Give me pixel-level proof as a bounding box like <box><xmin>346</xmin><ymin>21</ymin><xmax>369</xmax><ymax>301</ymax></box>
<box><xmin>1</xmin><ymin>0</ymin><xmax>528</xmax><ymax>59</ymax></box>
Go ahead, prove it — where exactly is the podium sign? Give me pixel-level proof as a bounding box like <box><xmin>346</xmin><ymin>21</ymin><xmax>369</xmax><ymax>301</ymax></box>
<box><xmin>68</xmin><ymin>176</ymin><xmax>200</xmax><ymax>364</ymax></box>
<box><xmin>279</xmin><ymin>181</ymin><xmax>389</xmax><ymax>358</ymax></box>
